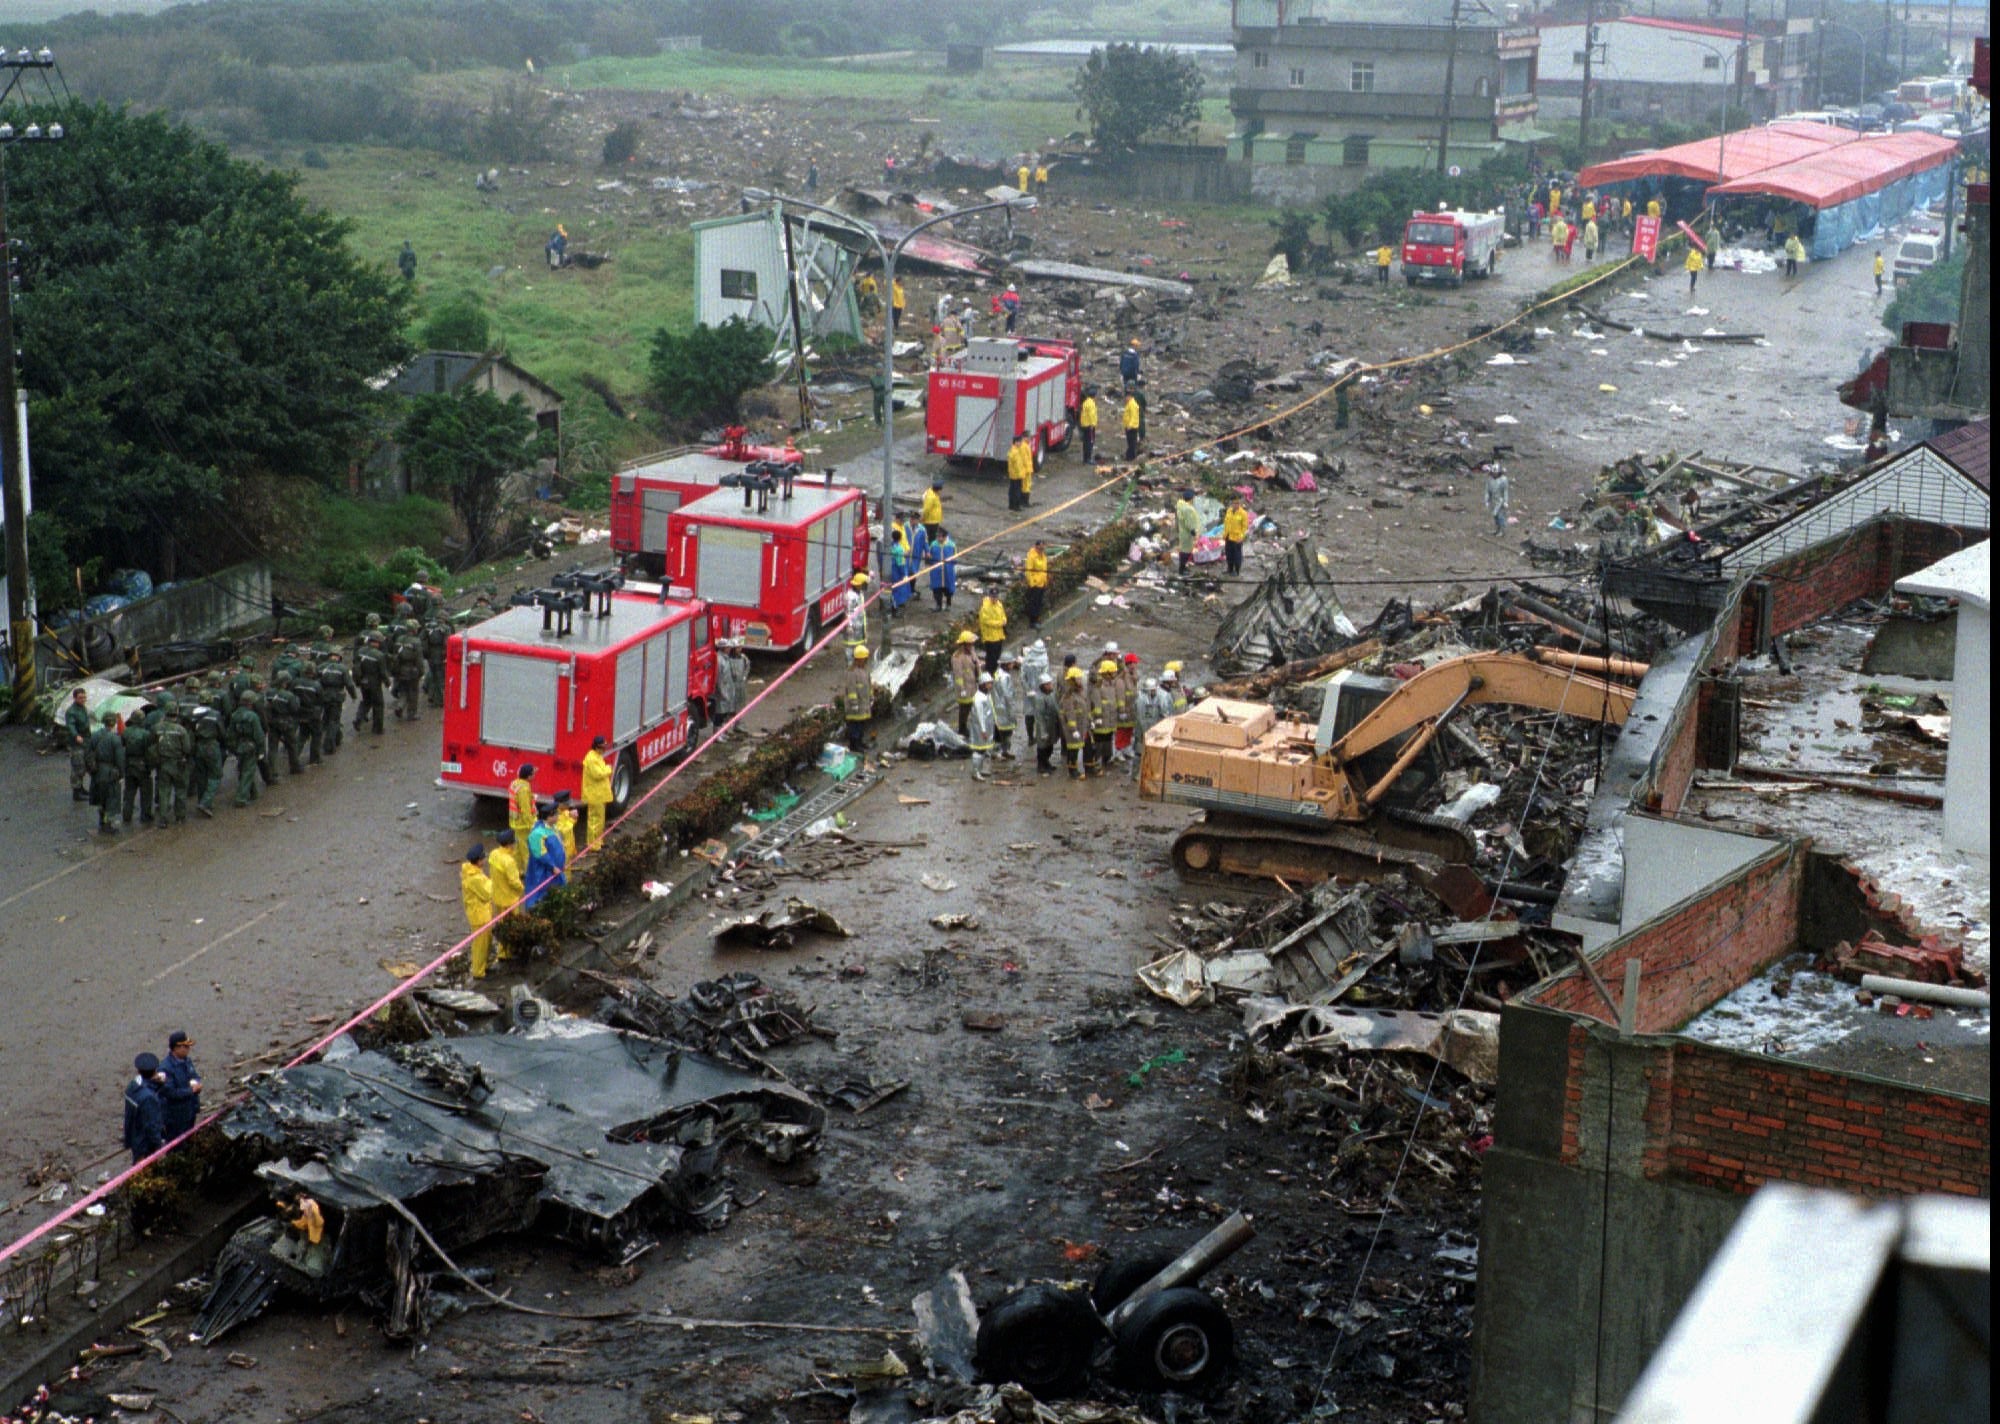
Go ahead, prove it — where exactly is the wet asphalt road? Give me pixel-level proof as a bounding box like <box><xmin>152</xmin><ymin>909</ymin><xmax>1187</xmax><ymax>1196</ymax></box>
<box><xmin>0</xmin><ymin>227</ymin><xmax>1899</xmax><ymax>1213</ymax></box>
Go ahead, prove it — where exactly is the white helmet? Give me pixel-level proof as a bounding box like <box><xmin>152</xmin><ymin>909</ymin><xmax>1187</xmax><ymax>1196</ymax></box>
<box><xmin>1143</xmin><ymin>677</ymin><xmax>1159</xmax><ymax>692</ymax></box>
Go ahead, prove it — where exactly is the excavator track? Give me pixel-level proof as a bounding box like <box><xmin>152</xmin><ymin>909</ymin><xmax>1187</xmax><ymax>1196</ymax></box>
<box><xmin>1169</xmin><ymin>812</ymin><xmax>1469</xmax><ymax>889</ymax></box>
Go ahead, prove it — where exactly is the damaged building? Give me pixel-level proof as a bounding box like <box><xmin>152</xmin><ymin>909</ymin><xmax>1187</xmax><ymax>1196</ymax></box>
<box><xmin>1471</xmin><ymin>428</ymin><xmax>1991</xmax><ymax>1420</ymax></box>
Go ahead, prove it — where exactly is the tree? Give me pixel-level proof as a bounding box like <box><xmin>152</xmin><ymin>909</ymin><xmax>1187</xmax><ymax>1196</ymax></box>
<box><xmin>1072</xmin><ymin>44</ymin><xmax>1204</xmax><ymax>153</ymax></box>
<box><xmin>397</xmin><ymin>388</ymin><xmax>552</xmax><ymax>568</ymax></box>
<box><xmin>1269</xmin><ymin>210</ymin><xmax>1315</xmax><ymax>271</ymax></box>
<box><xmin>12</xmin><ymin>102</ymin><xmax>412</xmax><ymax>573</ymax></box>
<box><xmin>420</xmin><ymin>294</ymin><xmax>493</xmax><ymax>352</ymax></box>
<box><xmin>602</xmin><ymin>119</ymin><xmax>640</xmax><ymax>166</ymax></box>
<box><xmin>647</xmin><ymin>318</ymin><xmax>777</xmax><ymax>429</ymax></box>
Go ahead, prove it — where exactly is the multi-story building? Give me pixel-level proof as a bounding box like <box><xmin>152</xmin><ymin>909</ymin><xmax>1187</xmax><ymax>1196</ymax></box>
<box><xmin>1226</xmin><ymin>0</ymin><xmax>1541</xmax><ymax>202</ymax></box>
<box><xmin>1538</xmin><ymin>13</ymin><xmax>1809</xmax><ymax>127</ymax></box>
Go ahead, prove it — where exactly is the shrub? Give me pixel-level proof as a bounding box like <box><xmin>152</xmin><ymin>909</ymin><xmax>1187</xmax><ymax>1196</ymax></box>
<box><xmin>647</xmin><ymin>317</ymin><xmax>777</xmax><ymax>429</ymax></box>
<box><xmin>602</xmin><ymin>119</ymin><xmax>641</xmax><ymax>166</ymax></box>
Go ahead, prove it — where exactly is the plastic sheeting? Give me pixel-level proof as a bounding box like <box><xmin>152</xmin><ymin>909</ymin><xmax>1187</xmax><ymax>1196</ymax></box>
<box><xmin>1708</xmin><ymin>131</ymin><xmax>1957</xmax><ymax>208</ymax></box>
<box><xmin>1796</xmin><ymin>160</ymin><xmax>1953</xmax><ymax>258</ymax></box>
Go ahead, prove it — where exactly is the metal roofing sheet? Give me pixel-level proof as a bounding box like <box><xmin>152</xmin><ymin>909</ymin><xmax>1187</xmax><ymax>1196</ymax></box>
<box><xmin>463</xmin><ymin>591</ymin><xmax>696</xmax><ymax>654</ymax></box>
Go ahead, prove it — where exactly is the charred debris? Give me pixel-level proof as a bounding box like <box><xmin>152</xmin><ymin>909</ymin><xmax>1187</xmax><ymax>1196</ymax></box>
<box><xmin>192</xmin><ymin>975</ymin><xmax>827</xmax><ymax>1346</ymax></box>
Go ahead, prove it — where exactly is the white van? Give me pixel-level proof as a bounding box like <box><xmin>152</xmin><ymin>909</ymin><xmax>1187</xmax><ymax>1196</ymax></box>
<box><xmin>1892</xmin><ymin>232</ymin><xmax>1943</xmax><ymax>284</ymax></box>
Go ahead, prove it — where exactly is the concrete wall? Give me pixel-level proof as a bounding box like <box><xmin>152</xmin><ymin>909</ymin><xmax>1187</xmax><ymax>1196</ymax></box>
<box><xmin>1538</xmin><ymin>837</ymin><xmax>1805</xmax><ymax>1033</ymax></box>
<box><xmin>1471</xmin><ymin>1006</ymin><xmax>1992</xmax><ymax>1424</ymax></box>
<box><xmin>1075</xmin><ymin>146</ymin><xmax>1252</xmax><ymax>205</ymax></box>
<box><xmin>1944</xmin><ymin>600</ymin><xmax>1989</xmax><ymax>855</ymax></box>
<box><xmin>1619</xmin><ymin>814</ymin><xmax>1779</xmax><ymax>934</ymax></box>
<box><xmin>62</xmin><ymin>563</ymin><xmax>273</xmax><ymax>666</ymax></box>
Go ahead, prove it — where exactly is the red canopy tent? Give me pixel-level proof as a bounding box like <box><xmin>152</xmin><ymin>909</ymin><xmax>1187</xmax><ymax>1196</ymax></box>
<box><xmin>1708</xmin><ymin>131</ymin><xmax>1958</xmax><ymax>207</ymax></box>
<box><xmin>1577</xmin><ymin>122</ymin><xmax>1851</xmax><ymax>188</ymax></box>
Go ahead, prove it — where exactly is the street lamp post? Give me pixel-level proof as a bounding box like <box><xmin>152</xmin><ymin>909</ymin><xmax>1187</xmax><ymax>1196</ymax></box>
<box><xmin>748</xmin><ymin>189</ymin><xmax>1031</xmax><ymax>650</ymax></box>
<box><xmin>0</xmin><ymin>47</ymin><xmax>63</xmax><ymax>719</ymax></box>
<box><xmin>1672</xmin><ymin>36</ymin><xmax>1736</xmax><ymax>202</ymax></box>
<box><xmin>1819</xmin><ymin>21</ymin><xmax>1871</xmax><ymax>112</ymax></box>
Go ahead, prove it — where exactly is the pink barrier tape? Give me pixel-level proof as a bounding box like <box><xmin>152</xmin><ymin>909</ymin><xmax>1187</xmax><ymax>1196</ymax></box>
<box><xmin>0</xmin><ymin>616</ymin><xmax>860</xmax><ymax>1270</ymax></box>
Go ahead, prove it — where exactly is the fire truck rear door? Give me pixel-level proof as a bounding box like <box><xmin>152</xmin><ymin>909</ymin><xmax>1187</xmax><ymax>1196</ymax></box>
<box><xmin>696</xmin><ymin>525</ymin><xmax>765</xmax><ymax>606</ymax></box>
<box><xmin>641</xmin><ymin>488</ymin><xmax>680</xmax><ymax>554</ymax></box>
<box><xmin>955</xmin><ymin>395</ymin><xmax>1000</xmax><ymax>460</ymax></box>
<box><xmin>481</xmin><ymin>653</ymin><xmax>561</xmax><ymax>754</ymax></box>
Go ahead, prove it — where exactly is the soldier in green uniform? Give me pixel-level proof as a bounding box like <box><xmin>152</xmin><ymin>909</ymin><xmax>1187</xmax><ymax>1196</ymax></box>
<box><xmin>63</xmin><ymin>687</ymin><xmax>92</xmax><ymax>802</ymax></box>
<box><xmin>224</xmin><ymin>658</ymin><xmax>256</xmax><ymax>719</ymax></box>
<box><xmin>154</xmin><ymin>694</ymin><xmax>191</xmax><ymax>825</ymax></box>
<box><xmin>120</xmin><ymin>707</ymin><xmax>156</xmax><ymax>825</ymax></box>
<box><xmin>352</xmin><ymin>611</ymin><xmax>382</xmax><ymax>659</ymax></box>
<box><xmin>191</xmin><ymin>698</ymin><xmax>224</xmax><ymax>817</ymax></box>
<box><xmin>318</xmin><ymin>651</ymin><xmax>355</xmax><ymax>754</ymax></box>
<box><xmin>293</xmin><ymin>659</ymin><xmax>323</xmax><ymax>766</ymax></box>
<box><xmin>353</xmin><ymin>631</ymin><xmax>388</xmax><ymax>735</ymax></box>
<box><xmin>392</xmin><ymin>620</ymin><xmax>424</xmax><ymax>721</ymax></box>
<box><xmin>268</xmin><ymin>671</ymin><xmax>303</xmax><ymax>775</ymax></box>
<box><xmin>229</xmin><ymin>690</ymin><xmax>266</xmax><ymax>806</ymax></box>
<box><xmin>422</xmin><ymin>611</ymin><xmax>450</xmax><ymax>707</ymax></box>
<box><xmin>86</xmin><ymin>710</ymin><xmax>125</xmax><ymax>833</ymax></box>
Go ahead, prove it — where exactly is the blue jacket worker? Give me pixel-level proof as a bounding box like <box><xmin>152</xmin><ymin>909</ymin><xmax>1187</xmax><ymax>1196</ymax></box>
<box><xmin>161</xmin><ymin>1030</ymin><xmax>202</xmax><ymax>1138</ymax></box>
<box><xmin>123</xmin><ymin>1054</ymin><xmax>166</xmax><ymax>1163</ymax></box>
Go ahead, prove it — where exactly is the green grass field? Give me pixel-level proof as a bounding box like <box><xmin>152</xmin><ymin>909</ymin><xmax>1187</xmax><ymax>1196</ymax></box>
<box><xmin>288</xmin><ymin>144</ymin><xmax>695</xmax><ymax>464</ymax></box>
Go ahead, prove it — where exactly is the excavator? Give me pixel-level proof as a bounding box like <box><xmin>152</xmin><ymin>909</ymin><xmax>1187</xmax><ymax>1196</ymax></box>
<box><xmin>1137</xmin><ymin>651</ymin><xmax>1638</xmax><ymax>886</ymax></box>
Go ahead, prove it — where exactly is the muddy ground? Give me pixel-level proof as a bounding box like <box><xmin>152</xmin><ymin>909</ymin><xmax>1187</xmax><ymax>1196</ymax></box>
<box><xmin>0</xmin><ymin>76</ymin><xmax>1926</xmax><ymax>1424</ymax></box>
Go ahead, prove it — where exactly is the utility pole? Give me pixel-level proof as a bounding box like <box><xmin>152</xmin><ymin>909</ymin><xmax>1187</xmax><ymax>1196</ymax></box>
<box><xmin>1813</xmin><ymin>9</ymin><xmax>1827</xmax><ymax>108</ymax></box>
<box><xmin>1736</xmin><ymin>0</ymin><xmax>1753</xmax><ymax>121</ymax></box>
<box><xmin>0</xmin><ymin>50</ymin><xmax>63</xmax><ymax>721</ymax></box>
<box><xmin>1579</xmin><ymin>0</ymin><xmax>1599</xmax><ymax>160</ymax></box>
<box><xmin>1899</xmin><ymin>2</ymin><xmax>1909</xmax><ymax>88</ymax></box>
<box><xmin>1437</xmin><ymin>0</ymin><xmax>1462</xmax><ymax>176</ymax></box>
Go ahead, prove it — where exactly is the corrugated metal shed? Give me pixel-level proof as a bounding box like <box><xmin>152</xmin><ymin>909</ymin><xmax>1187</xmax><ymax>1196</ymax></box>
<box><xmin>690</xmin><ymin>204</ymin><xmax>862</xmax><ymax>348</ymax></box>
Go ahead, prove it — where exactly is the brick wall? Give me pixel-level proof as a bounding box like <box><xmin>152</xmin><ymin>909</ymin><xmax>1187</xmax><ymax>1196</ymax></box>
<box><xmin>1533</xmin><ymin>842</ymin><xmax>1804</xmax><ymax>1032</ymax></box>
<box><xmin>1750</xmin><ymin>518</ymin><xmax>1979</xmax><ymax>643</ymax></box>
<box><xmin>1666</xmin><ymin>1050</ymin><xmax>1989</xmax><ymax>1197</ymax></box>
<box><xmin>1550</xmin><ymin>1018</ymin><xmax>1990</xmax><ymax>1199</ymax></box>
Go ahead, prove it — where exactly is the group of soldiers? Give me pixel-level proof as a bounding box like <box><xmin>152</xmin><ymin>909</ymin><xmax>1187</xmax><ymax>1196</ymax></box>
<box><xmin>65</xmin><ymin>606</ymin><xmax>454</xmax><ymax>833</ymax></box>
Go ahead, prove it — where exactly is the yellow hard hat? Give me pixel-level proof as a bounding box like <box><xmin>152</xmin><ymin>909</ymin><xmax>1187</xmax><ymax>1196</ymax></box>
<box><xmin>957</xmin><ymin>630</ymin><xmax>976</xmax><ymax>644</ymax></box>
<box><xmin>1098</xmin><ymin>660</ymin><xmax>1117</xmax><ymax>675</ymax></box>
<box><xmin>851</xmin><ymin>572</ymin><xmax>869</xmax><ymax>587</ymax></box>
<box><xmin>1164</xmin><ymin>660</ymin><xmax>1184</xmax><ymax>673</ymax></box>
<box><xmin>1066</xmin><ymin>667</ymin><xmax>1084</xmax><ymax>680</ymax></box>
<box><xmin>853</xmin><ymin>645</ymin><xmax>871</xmax><ymax>661</ymax></box>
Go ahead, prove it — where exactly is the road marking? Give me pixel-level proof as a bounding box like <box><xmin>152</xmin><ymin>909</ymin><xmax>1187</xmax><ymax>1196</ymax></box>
<box><xmin>146</xmin><ymin>901</ymin><xmax>290</xmax><ymax>986</ymax></box>
<box><xmin>0</xmin><ymin>841</ymin><xmax>129</xmax><ymax>915</ymax></box>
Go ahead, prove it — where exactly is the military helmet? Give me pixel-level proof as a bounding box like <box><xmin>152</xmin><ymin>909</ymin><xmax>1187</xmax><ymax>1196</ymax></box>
<box><xmin>317</xmin><ymin>624</ymin><xmax>334</xmax><ymax>641</ymax></box>
<box><xmin>101</xmin><ymin>709</ymin><xmax>118</xmax><ymax>724</ymax></box>
<box><xmin>157</xmin><ymin>693</ymin><xmax>178</xmax><ymax>712</ymax></box>
<box><xmin>274</xmin><ymin>670</ymin><xmax>292</xmax><ymax>687</ymax></box>
<box><xmin>365</xmin><ymin>612</ymin><xmax>382</xmax><ymax>628</ymax></box>
<box><xmin>241</xmin><ymin>690</ymin><xmax>261</xmax><ymax>705</ymax></box>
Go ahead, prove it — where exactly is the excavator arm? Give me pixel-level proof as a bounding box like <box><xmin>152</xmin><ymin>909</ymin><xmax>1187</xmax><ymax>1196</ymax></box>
<box><xmin>1327</xmin><ymin>651</ymin><xmax>1638</xmax><ymax>767</ymax></box>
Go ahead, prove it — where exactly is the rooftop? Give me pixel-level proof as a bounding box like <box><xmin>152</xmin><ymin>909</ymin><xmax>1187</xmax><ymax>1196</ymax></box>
<box><xmin>463</xmin><ymin>590</ymin><xmax>695</xmax><ymax>653</ymax></box>
<box><xmin>1898</xmin><ymin>539</ymin><xmax>1991</xmax><ymax>610</ymax></box>
<box><xmin>1678</xmin><ymin>617</ymin><xmax>1988</xmax><ymax>1097</ymax></box>
<box><xmin>677</xmin><ymin>482</ymin><xmax>862</xmax><ymax>525</ymax></box>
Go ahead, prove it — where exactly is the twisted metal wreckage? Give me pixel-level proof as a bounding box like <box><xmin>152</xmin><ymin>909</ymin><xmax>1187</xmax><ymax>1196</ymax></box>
<box><xmin>193</xmin><ymin>983</ymin><xmax>825</xmax><ymax>1344</ymax></box>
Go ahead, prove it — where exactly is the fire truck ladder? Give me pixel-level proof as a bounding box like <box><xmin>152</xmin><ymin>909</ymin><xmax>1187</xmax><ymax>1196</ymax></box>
<box><xmin>751</xmin><ymin>760</ymin><xmax>883</xmax><ymax>856</ymax></box>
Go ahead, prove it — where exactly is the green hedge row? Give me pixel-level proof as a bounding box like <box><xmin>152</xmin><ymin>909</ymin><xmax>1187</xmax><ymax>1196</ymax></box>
<box><xmin>496</xmin><ymin>511</ymin><xmax>1139</xmax><ymax>953</ymax></box>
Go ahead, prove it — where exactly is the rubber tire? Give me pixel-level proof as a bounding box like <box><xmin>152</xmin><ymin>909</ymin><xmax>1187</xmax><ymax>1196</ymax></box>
<box><xmin>1112</xmin><ymin>1286</ymin><xmax>1234</xmax><ymax>1392</ymax></box>
<box><xmin>610</xmin><ymin>751</ymin><xmax>636</xmax><ymax>810</ymax></box>
<box><xmin>1090</xmin><ymin>1252</ymin><xmax>1179</xmax><ymax>1313</ymax></box>
<box><xmin>1049</xmin><ymin>416</ymin><xmax>1073</xmax><ymax>453</ymax></box>
<box><xmin>975</xmin><ymin>1284</ymin><xmax>1102</xmax><ymax>1397</ymax></box>
<box><xmin>1404</xmin><ymin>272</ymin><xmax>1416</xmax><ymax>286</ymax></box>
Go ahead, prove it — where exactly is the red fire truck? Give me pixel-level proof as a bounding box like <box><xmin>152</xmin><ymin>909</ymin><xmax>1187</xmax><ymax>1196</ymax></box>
<box><xmin>440</xmin><ymin>581</ymin><xmax>717</xmax><ymax>810</ymax></box>
<box><xmin>662</xmin><ymin>475</ymin><xmax>870</xmax><ymax>652</ymax></box>
<box><xmin>1400</xmin><ymin>208</ymin><xmax>1506</xmax><ymax>286</ymax></box>
<box><xmin>924</xmin><ymin>336</ymin><xmax>1081</xmax><ymax>469</ymax></box>
<box><xmin>610</xmin><ymin>428</ymin><xmax>830</xmax><ymax>576</ymax></box>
